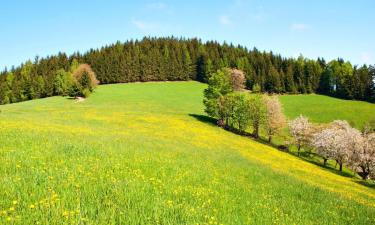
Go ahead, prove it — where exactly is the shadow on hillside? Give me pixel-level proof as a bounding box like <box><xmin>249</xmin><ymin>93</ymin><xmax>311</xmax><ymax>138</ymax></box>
<box><xmin>292</xmin><ymin>152</ymin><xmax>356</xmax><ymax>179</ymax></box>
<box><xmin>355</xmin><ymin>180</ymin><xmax>375</xmax><ymax>189</ymax></box>
<box><xmin>190</xmin><ymin>113</ymin><xmax>375</xmax><ymax>189</ymax></box>
<box><xmin>189</xmin><ymin>114</ymin><xmax>217</xmax><ymax>127</ymax></box>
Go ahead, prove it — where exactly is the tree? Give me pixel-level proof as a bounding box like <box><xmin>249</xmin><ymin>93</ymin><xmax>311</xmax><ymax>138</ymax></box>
<box><xmin>53</xmin><ymin>69</ymin><xmax>73</xmax><ymax>96</ymax></box>
<box><xmin>70</xmin><ymin>64</ymin><xmax>99</xmax><ymax>97</ymax></box>
<box><xmin>264</xmin><ymin>96</ymin><xmax>286</xmax><ymax>142</ymax></box>
<box><xmin>218</xmin><ymin>92</ymin><xmax>252</xmax><ymax>132</ymax></box>
<box><xmin>248</xmin><ymin>94</ymin><xmax>267</xmax><ymax>138</ymax></box>
<box><xmin>70</xmin><ymin>58</ymin><xmax>79</xmax><ymax>73</ymax></box>
<box><xmin>350</xmin><ymin>131</ymin><xmax>375</xmax><ymax>179</ymax></box>
<box><xmin>265</xmin><ymin>65</ymin><xmax>281</xmax><ymax>93</ymax></box>
<box><xmin>288</xmin><ymin>115</ymin><xmax>311</xmax><ymax>156</ymax></box>
<box><xmin>226</xmin><ymin>68</ymin><xmax>246</xmax><ymax>91</ymax></box>
<box><xmin>312</xmin><ymin>120</ymin><xmax>362</xmax><ymax>172</ymax></box>
<box><xmin>318</xmin><ymin>68</ymin><xmax>334</xmax><ymax>95</ymax></box>
<box><xmin>203</xmin><ymin>69</ymin><xmax>233</xmax><ymax>118</ymax></box>
<box><xmin>311</xmin><ymin>128</ymin><xmax>336</xmax><ymax>166</ymax></box>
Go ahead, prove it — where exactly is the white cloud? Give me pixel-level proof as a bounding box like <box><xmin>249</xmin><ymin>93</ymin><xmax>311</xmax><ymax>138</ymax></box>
<box><xmin>131</xmin><ymin>19</ymin><xmax>159</xmax><ymax>31</ymax></box>
<box><xmin>219</xmin><ymin>15</ymin><xmax>232</xmax><ymax>26</ymax></box>
<box><xmin>360</xmin><ymin>52</ymin><xmax>373</xmax><ymax>65</ymax></box>
<box><xmin>146</xmin><ymin>2</ymin><xmax>167</xmax><ymax>10</ymax></box>
<box><xmin>290</xmin><ymin>23</ymin><xmax>308</xmax><ymax>31</ymax></box>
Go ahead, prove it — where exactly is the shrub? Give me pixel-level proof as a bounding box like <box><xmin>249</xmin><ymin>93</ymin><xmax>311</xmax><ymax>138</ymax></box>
<box><xmin>69</xmin><ymin>64</ymin><xmax>99</xmax><ymax>98</ymax></box>
<box><xmin>82</xmin><ymin>88</ymin><xmax>91</xmax><ymax>98</ymax></box>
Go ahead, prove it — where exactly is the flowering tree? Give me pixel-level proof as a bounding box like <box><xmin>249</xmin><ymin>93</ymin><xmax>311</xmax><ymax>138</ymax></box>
<box><xmin>351</xmin><ymin>132</ymin><xmax>375</xmax><ymax>179</ymax></box>
<box><xmin>226</xmin><ymin>68</ymin><xmax>246</xmax><ymax>91</ymax></box>
<box><xmin>264</xmin><ymin>96</ymin><xmax>286</xmax><ymax>143</ymax></box>
<box><xmin>288</xmin><ymin>115</ymin><xmax>311</xmax><ymax>156</ymax></box>
<box><xmin>311</xmin><ymin>128</ymin><xmax>337</xmax><ymax>166</ymax></box>
<box><xmin>329</xmin><ymin>121</ymin><xmax>362</xmax><ymax>172</ymax></box>
<box><xmin>312</xmin><ymin>120</ymin><xmax>363</xmax><ymax>172</ymax></box>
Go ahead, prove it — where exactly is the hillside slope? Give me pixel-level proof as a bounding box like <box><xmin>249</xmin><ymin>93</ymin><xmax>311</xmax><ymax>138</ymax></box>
<box><xmin>0</xmin><ymin>81</ymin><xmax>374</xmax><ymax>224</ymax></box>
<box><xmin>280</xmin><ymin>94</ymin><xmax>375</xmax><ymax>128</ymax></box>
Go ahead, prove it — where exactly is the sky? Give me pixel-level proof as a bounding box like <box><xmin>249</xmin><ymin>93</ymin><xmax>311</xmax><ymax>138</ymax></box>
<box><xmin>1</xmin><ymin>0</ymin><xmax>374</xmax><ymax>70</ymax></box>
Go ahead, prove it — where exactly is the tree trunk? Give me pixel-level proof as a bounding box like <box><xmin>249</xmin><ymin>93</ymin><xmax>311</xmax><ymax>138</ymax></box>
<box><xmin>323</xmin><ymin>158</ymin><xmax>327</xmax><ymax>167</ymax></box>
<box><xmin>297</xmin><ymin>144</ymin><xmax>301</xmax><ymax>156</ymax></box>
<box><xmin>360</xmin><ymin>166</ymin><xmax>369</xmax><ymax>180</ymax></box>
<box><xmin>339</xmin><ymin>163</ymin><xmax>343</xmax><ymax>172</ymax></box>
<box><xmin>253</xmin><ymin>125</ymin><xmax>259</xmax><ymax>139</ymax></box>
<box><xmin>268</xmin><ymin>135</ymin><xmax>272</xmax><ymax>143</ymax></box>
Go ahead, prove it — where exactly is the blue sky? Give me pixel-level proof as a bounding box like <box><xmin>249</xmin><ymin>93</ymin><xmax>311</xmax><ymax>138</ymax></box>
<box><xmin>1</xmin><ymin>0</ymin><xmax>374</xmax><ymax>70</ymax></box>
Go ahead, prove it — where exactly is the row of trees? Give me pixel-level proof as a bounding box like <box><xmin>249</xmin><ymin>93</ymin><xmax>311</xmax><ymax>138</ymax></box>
<box><xmin>1</xmin><ymin>37</ymin><xmax>374</xmax><ymax>105</ymax></box>
<box><xmin>204</xmin><ymin>68</ymin><xmax>375</xmax><ymax>180</ymax></box>
<box><xmin>204</xmin><ymin>68</ymin><xmax>286</xmax><ymax>142</ymax></box>
<box><xmin>289</xmin><ymin>116</ymin><xmax>375</xmax><ymax>180</ymax></box>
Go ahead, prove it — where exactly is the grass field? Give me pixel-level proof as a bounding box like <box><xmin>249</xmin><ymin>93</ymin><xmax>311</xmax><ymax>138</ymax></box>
<box><xmin>0</xmin><ymin>81</ymin><xmax>374</xmax><ymax>224</ymax></box>
<box><xmin>280</xmin><ymin>94</ymin><xmax>375</xmax><ymax>128</ymax></box>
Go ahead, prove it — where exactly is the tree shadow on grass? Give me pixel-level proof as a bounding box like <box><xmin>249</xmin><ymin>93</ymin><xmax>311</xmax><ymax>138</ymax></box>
<box><xmin>190</xmin><ymin>113</ymin><xmax>374</xmax><ymax>189</ymax></box>
<box><xmin>189</xmin><ymin>114</ymin><xmax>217</xmax><ymax>127</ymax></box>
<box><xmin>249</xmin><ymin>136</ymin><xmax>356</xmax><ymax>178</ymax></box>
<box><xmin>355</xmin><ymin>180</ymin><xmax>375</xmax><ymax>189</ymax></box>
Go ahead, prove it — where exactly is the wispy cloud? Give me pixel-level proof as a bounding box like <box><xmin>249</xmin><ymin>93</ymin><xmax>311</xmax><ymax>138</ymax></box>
<box><xmin>219</xmin><ymin>15</ymin><xmax>232</xmax><ymax>26</ymax></box>
<box><xmin>360</xmin><ymin>52</ymin><xmax>373</xmax><ymax>65</ymax></box>
<box><xmin>131</xmin><ymin>19</ymin><xmax>159</xmax><ymax>31</ymax></box>
<box><xmin>146</xmin><ymin>2</ymin><xmax>167</xmax><ymax>10</ymax></box>
<box><xmin>290</xmin><ymin>23</ymin><xmax>308</xmax><ymax>31</ymax></box>
<box><xmin>145</xmin><ymin>2</ymin><xmax>173</xmax><ymax>14</ymax></box>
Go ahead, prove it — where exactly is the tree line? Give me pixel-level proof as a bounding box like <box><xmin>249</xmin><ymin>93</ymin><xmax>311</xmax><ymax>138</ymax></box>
<box><xmin>203</xmin><ymin>68</ymin><xmax>375</xmax><ymax>180</ymax></box>
<box><xmin>0</xmin><ymin>58</ymin><xmax>98</xmax><ymax>104</ymax></box>
<box><xmin>1</xmin><ymin>37</ymin><xmax>375</xmax><ymax>104</ymax></box>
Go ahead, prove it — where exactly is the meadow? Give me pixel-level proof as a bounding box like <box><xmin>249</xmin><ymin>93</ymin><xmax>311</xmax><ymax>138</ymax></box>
<box><xmin>0</xmin><ymin>81</ymin><xmax>374</xmax><ymax>224</ymax></box>
<box><xmin>280</xmin><ymin>94</ymin><xmax>375</xmax><ymax>128</ymax></box>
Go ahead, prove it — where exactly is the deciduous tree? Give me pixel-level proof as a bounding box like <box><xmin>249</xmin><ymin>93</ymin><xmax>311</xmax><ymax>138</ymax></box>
<box><xmin>288</xmin><ymin>115</ymin><xmax>311</xmax><ymax>156</ymax></box>
<box><xmin>264</xmin><ymin>96</ymin><xmax>286</xmax><ymax>142</ymax></box>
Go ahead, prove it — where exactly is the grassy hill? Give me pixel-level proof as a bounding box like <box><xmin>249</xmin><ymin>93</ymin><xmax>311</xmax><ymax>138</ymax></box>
<box><xmin>280</xmin><ymin>94</ymin><xmax>375</xmax><ymax>128</ymax></box>
<box><xmin>0</xmin><ymin>81</ymin><xmax>374</xmax><ymax>224</ymax></box>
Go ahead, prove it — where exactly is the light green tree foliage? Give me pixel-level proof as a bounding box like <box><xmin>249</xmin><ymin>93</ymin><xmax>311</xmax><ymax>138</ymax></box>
<box><xmin>53</xmin><ymin>69</ymin><xmax>73</xmax><ymax>96</ymax></box>
<box><xmin>20</xmin><ymin>60</ymin><xmax>34</xmax><ymax>100</ymax></box>
<box><xmin>33</xmin><ymin>76</ymin><xmax>45</xmax><ymax>98</ymax></box>
<box><xmin>218</xmin><ymin>93</ymin><xmax>251</xmax><ymax>132</ymax></box>
<box><xmin>203</xmin><ymin>69</ymin><xmax>233</xmax><ymax>118</ymax></box>
<box><xmin>248</xmin><ymin>94</ymin><xmax>267</xmax><ymax>138</ymax></box>
<box><xmin>328</xmin><ymin>60</ymin><xmax>354</xmax><ymax>97</ymax></box>
<box><xmin>70</xmin><ymin>59</ymin><xmax>79</xmax><ymax>73</ymax></box>
<box><xmin>252</xmin><ymin>83</ymin><xmax>261</xmax><ymax>93</ymax></box>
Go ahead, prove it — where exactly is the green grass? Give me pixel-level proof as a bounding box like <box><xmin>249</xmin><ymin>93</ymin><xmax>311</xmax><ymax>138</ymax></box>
<box><xmin>0</xmin><ymin>81</ymin><xmax>374</xmax><ymax>224</ymax></box>
<box><xmin>279</xmin><ymin>94</ymin><xmax>375</xmax><ymax>128</ymax></box>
